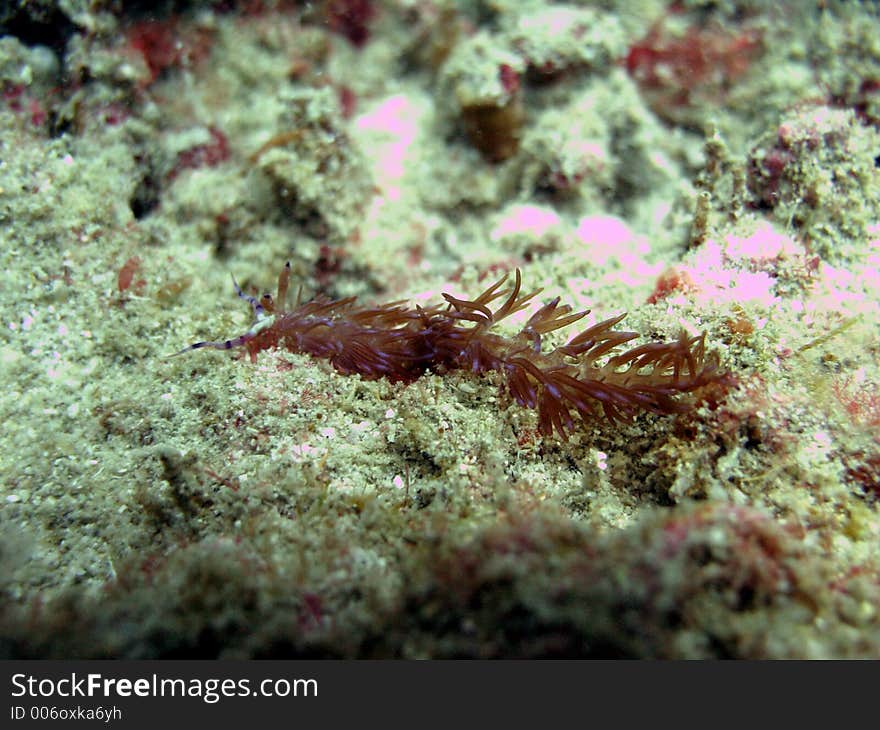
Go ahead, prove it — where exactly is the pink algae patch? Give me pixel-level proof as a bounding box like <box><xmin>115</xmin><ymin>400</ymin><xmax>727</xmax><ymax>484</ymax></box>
<box><xmin>649</xmin><ymin>222</ymin><xmax>803</xmax><ymax>308</ymax></box>
<box><xmin>354</xmin><ymin>94</ymin><xmax>420</xmax><ymax>201</ymax></box>
<box><xmin>491</xmin><ymin>205</ymin><xmax>561</xmax><ymax>240</ymax></box>
<box><xmin>574</xmin><ymin>215</ymin><xmax>663</xmax><ymax>288</ymax></box>
<box><xmin>723</xmin><ymin>221</ymin><xmax>801</xmax><ymax>262</ymax></box>
<box><xmin>810</xmin><ymin>260</ymin><xmax>880</xmax><ymax>318</ymax></box>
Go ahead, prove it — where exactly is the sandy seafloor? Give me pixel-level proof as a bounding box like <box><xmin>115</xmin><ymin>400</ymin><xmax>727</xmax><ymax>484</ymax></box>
<box><xmin>1</xmin><ymin>0</ymin><xmax>880</xmax><ymax>658</ymax></box>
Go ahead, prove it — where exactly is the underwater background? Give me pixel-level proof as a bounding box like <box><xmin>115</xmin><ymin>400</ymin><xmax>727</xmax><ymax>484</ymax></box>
<box><xmin>1</xmin><ymin>0</ymin><xmax>880</xmax><ymax>658</ymax></box>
